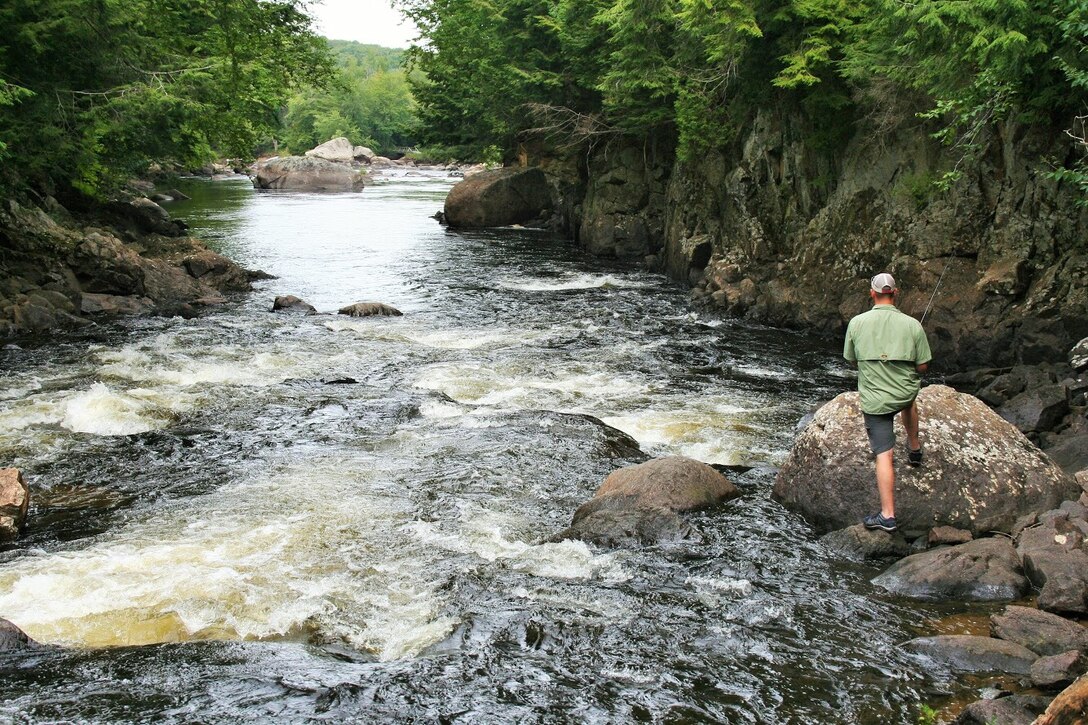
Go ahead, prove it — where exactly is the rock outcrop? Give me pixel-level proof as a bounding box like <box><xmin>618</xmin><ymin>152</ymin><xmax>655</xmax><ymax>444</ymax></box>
<box><xmin>1</xmin><ymin>199</ymin><xmax>251</xmax><ymax>338</ymax></box>
<box><xmin>253</xmin><ymin>156</ymin><xmax>368</xmax><ymax>192</ymax></box>
<box><xmin>444</xmin><ymin>167</ymin><xmax>552</xmax><ymax>228</ymax></box>
<box><xmin>0</xmin><ymin>468</ymin><xmax>30</xmax><ymax>542</ymax></box>
<box><xmin>552</xmin><ymin>456</ymin><xmax>740</xmax><ymax>548</ymax></box>
<box><xmin>772</xmin><ymin>385</ymin><xmax>1077</xmax><ymax>534</ymax></box>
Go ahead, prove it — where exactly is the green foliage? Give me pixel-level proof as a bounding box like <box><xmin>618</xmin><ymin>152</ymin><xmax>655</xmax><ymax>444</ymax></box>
<box><xmin>0</xmin><ymin>0</ymin><xmax>333</xmax><ymax>197</ymax></box>
<box><xmin>279</xmin><ymin>42</ymin><xmax>416</xmax><ymax>155</ymax></box>
<box><xmin>916</xmin><ymin>704</ymin><xmax>938</xmax><ymax>725</ymax></box>
<box><xmin>397</xmin><ymin>0</ymin><xmax>1088</xmax><ymax>183</ymax></box>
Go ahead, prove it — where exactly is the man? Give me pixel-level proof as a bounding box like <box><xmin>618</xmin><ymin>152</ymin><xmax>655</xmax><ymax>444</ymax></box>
<box><xmin>843</xmin><ymin>272</ymin><xmax>932</xmax><ymax>532</ymax></box>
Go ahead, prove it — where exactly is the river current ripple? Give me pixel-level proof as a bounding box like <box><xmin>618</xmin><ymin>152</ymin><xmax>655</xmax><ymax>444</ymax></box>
<box><xmin>0</xmin><ymin>174</ymin><xmax>969</xmax><ymax>722</ymax></box>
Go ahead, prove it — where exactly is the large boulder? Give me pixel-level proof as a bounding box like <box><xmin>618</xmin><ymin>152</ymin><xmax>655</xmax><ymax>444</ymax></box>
<box><xmin>0</xmin><ymin>468</ymin><xmax>29</xmax><ymax>541</ymax></box>
<box><xmin>253</xmin><ymin>156</ymin><xmax>367</xmax><ymax>192</ymax></box>
<box><xmin>991</xmin><ymin>605</ymin><xmax>1088</xmax><ymax>656</ymax></box>
<box><xmin>1032</xmin><ymin>651</ymin><xmax>1088</xmax><ymax>690</ymax></box>
<box><xmin>553</xmin><ymin>456</ymin><xmax>740</xmax><ymax>548</ymax></box>
<box><xmin>0</xmin><ymin>618</ymin><xmax>36</xmax><ymax>651</ymax></box>
<box><xmin>871</xmin><ymin>537</ymin><xmax>1030</xmax><ymax>602</ymax></box>
<box><xmin>772</xmin><ymin>385</ymin><xmax>1077</xmax><ymax>534</ymax></box>
<box><xmin>444</xmin><ymin>167</ymin><xmax>551</xmax><ymax>228</ymax></box>
<box><xmin>904</xmin><ymin>635</ymin><xmax>1038</xmax><ymax>674</ymax></box>
<box><xmin>304</xmin><ymin>137</ymin><xmax>356</xmax><ymax>163</ymax></box>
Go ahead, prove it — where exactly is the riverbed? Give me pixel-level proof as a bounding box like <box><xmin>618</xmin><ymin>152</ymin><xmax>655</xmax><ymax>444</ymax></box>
<box><xmin>0</xmin><ymin>172</ymin><xmax>974</xmax><ymax>722</ymax></box>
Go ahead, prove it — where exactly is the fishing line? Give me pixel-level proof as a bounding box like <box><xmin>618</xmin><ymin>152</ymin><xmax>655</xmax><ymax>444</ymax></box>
<box><xmin>920</xmin><ymin>257</ymin><xmax>952</xmax><ymax>324</ymax></box>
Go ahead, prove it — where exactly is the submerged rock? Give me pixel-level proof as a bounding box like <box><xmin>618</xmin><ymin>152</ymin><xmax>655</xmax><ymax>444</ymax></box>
<box><xmin>871</xmin><ymin>537</ymin><xmax>1029</xmax><ymax>602</ymax></box>
<box><xmin>990</xmin><ymin>605</ymin><xmax>1088</xmax><ymax>656</ymax></box>
<box><xmin>904</xmin><ymin>635</ymin><xmax>1038</xmax><ymax>674</ymax></box>
<box><xmin>0</xmin><ymin>468</ymin><xmax>29</xmax><ymax>541</ymax></box>
<box><xmin>772</xmin><ymin>385</ymin><xmax>1077</xmax><ymax>534</ymax></box>
<box><xmin>444</xmin><ymin>167</ymin><xmax>551</xmax><ymax>229</ymax></box>
<box><xmin>338</xmin><ymin>302</ymin><xmax>402</xmax><ymax>317</ymax></box>
<box><xmin>553</xmin><ymin>456</ymin><xmax>739</xmax><ymax>549</ymax></box>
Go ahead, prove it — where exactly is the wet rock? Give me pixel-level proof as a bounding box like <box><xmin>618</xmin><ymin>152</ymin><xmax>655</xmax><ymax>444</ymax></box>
<box><xmin>1045</xmin><ymin>432</ymin><xmax>1088</xmax><ymax>477</ymax></box>
<box><xmin>1034</xmin><ymin>673</ymin><xmax>1088</xmax><ymax>724</ymax></box>
<box><xmin>1033</xmin><ymin>650</ymin><xmax>1088</xmax><ymax>690</ymax></box>
<box><xmin>1018</xmin><ymin>520</ymin><xmax>1088</xmax><ymax>614</ymax></box>
<box><xmin>952</xmin><ymin>695</ymin><xmax>1050</xmax><ymax>725</ymax></box>
<box><xmin>999</xmin><ymin>384</ymin><xmax>1070</xmax><ymax>434</ymax></box>
<box><xmin>81</xmin><ymin>292</ymin><xmax>155</xmax><ymax>316</ymax></box>
<box><xmin>991</xmin><ymin>605</ymin><xmax>1088</xmax><ymax>656</ymax></box>
<box><xmin>0</xmin><ymin>618</ymin><xmax>36</xmax><ymax>651</ymax></box>
<box><xmin>929</xmin><ymin>526</ymin><xmax>974</xmax><ymax>546</ymax></box>
<box><xmin>182</xmin><ymin>250</ymin><xmax>249</xmax><ymax>291</ymax></box>
<box><xmin>0</xmin><ymin>468</ymin><xmax>29</xmax><ymax>541</ymax></box>
<box><xmin>871</xmin><ymin>537</ymin><xmax>1029</xmax><ymax>602</ymax></box>
<box><xmin>772</xmin><ymin>386</ymin><xmax>1077</xmax><ymax>534</ymax></box>
<box><xmin>253</xmin><ymin>156</ymin><xmax>367</xmax><ymax>192</ymax></box>
<box><xmin>820</xmin><ymin>524</ymin><xmax>911</xmax><ymax>560</ymax></box>
<box><xmin>272</xmin><ymin>295</ymin><xmax>317</xmax><ymax>314</ymax></box>
<box><xmin>338</xmin><ymin>302</ymin><xmax>402</xmax><ymax>317</ymax></box>
<box><xmin>555</xmin><ymin>457</ymin><xmax>739</xmax><ymax>548</ymax></box>
<box><xmin>444</xmin><ymin>167</ymin><xmax>551</xmax><ymax>229</ymax></box>
<box><xmin>304</xmin><ymin>137</ymin><xmax>356</xmax><ymax>163</ymax></box>
<box><xmin>551</xmin><ymin>502</ymin><xmax>697</xmax><ymax>548</ymax></box>
<box><xmin>904</xmin><ymin>635</ymin><xmax>1038</xmax><ymax>674</ymax></box>
<box><xmin>585</xmin><ymin>456</ymin><xmax>740</xmax><ymax>513</ymax></box>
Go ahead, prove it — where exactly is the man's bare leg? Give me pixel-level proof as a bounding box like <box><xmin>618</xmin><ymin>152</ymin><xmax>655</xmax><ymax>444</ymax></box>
<box><xmin>901</xmin><ymin>401</ymin><xmax>921</xmax><ymax>452</ymax></box>
<box><xmin>875</xmin><ymin>449</ymin><xmax>895</xmax><ymax>518</ymax></box>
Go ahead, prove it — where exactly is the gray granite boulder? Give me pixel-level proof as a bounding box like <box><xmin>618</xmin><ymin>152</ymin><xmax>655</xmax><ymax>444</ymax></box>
<box><xmin>871</xmin><ymin>537</ymin><xmax>1029</xmax><ymax>602</ymax></box>
<box><xmin>253</xmin><ymin>156</ymin><xmax>367</xmax><ymax>192</ymax></box>
<box><xmin>304</xmin><ymin>137</ymin><xmax>356</xmax><ymax>163</ymax></box>
<box><xmin>773</xmin><ymin>385</ymin><xmax>1077</xmax><ymax>534</ymax></box>
<box><xmin>444</xmin><ymin>167</ymin><xmax>551</xmax><ymax>228</ymax></box>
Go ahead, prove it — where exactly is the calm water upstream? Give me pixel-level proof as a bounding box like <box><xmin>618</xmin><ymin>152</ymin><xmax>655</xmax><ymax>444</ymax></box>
<box><xmin>0</xmin><ymin>172</ymin><xmax>982</xmax><ymax>723</ymax></box>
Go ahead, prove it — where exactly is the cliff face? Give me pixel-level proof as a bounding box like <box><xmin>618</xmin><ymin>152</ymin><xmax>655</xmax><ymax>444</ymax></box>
<box><xmin>558</xmin><ymin>114</ymin><xmax>1088</xmax><ymax>370</ymax></box>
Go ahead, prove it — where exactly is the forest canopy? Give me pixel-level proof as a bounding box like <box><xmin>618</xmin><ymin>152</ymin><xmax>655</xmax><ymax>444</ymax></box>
<box><xmin>278</xmin><ymin>41</ymin><xmax>417</xmax><ymax>155</ymax></box>
<box><xmin>0</xmin><ymin>0</ymin><xmax>334</xmax><ymax>197</ymax></box>
<box><xmin>397</xmin><ymin>0</ymin><xmax>1088</xmax><ymax>188</ymax></box>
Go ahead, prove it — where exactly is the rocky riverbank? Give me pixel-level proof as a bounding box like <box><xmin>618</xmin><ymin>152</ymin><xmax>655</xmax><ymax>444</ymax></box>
<box><xmin>0</xmin><ymin>194</ymin><xmax>259</xmax><ymax>339</ymax></box>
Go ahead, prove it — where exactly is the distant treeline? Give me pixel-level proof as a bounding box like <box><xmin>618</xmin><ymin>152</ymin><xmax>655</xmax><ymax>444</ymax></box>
<box><xmin>398</xmin><ymin>0</ymin><xmax>1088</xmax><ymax>191</ymax></box>
<box><xmin>278</xmin><ymin>40</ymin><xmax>417</xmax><ymax>156</ymax></box>
<box><xmin>0</xmin><ymin>0</ymin><xmax>334</xmax><ymax>198</ymax></box>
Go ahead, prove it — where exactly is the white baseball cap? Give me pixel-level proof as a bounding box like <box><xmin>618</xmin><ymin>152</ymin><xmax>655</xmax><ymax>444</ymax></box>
<box><xmin>870</xmin><ymin>273</ymin><xmax>896</xmax><ymax>293</ymax></box>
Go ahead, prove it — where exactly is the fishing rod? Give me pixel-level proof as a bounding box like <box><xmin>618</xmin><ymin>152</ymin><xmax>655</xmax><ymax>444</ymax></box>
<box><xmin>919</xmin><ymin>257</ymin><xmax>952</xmax><ymax>325</ymax></box>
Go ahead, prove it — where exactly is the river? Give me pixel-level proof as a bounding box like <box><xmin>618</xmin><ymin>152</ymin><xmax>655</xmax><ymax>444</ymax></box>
<box><xmin>0</xmin><ymin>172</ymin><xmax>979</xmax><ymax>723</ymax></box>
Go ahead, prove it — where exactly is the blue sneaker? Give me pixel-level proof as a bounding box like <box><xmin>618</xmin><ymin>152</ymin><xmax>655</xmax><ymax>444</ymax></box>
<box><xmin>863</xmin><ymin>513</ymin><xmax>898</xmax><ymax>532</ymax></box>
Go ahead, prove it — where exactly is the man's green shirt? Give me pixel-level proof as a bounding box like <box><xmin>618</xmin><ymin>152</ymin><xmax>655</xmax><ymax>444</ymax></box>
<box><xmin>843</xmin><ymin>304</ymin><xmax>932</xmax><ymax>415</ymax></box>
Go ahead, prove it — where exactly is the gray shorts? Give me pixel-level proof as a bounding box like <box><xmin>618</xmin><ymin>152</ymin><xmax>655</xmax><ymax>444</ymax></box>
<box><xmin>863</xmin><ymin>411</ymin><xmax>899</xmax><ymax>455</ymax></box>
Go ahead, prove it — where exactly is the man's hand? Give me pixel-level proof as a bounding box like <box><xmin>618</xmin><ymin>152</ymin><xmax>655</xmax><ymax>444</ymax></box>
<box><xmin>916</xmin><ymin>362</ymin><xmax>929</xmax><ymax>374</ymax></box>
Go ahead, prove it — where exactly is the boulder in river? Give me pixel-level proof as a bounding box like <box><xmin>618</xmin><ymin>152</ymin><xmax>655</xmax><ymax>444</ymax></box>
<box><xmin>0</xmin><ymin>468</ymin><xmax>29</xmax><ymax>542</ymax></box>
<box><xmin>990</xmin><ymin>605</ymin><xmax>1088</xmax><ymax>656</ymax></box>
<box><xmin>951</xmin><ymin>695</ymin><xmax>1050</xmax><ymax>725</ymax></box>
<box><xmin>304</xmin><ymin>137</ymin><xmax>356</xmax><ymax>164</ymax></box>
<box><xmin>80</xmin><ymin>293</ymin><xmax>155</xmax><ymax>316</ymax></box>
<box><xmin>904</xmin><ymin>634</ymin><xmax>1038</xmax><ymax>674</ymax></box>
<box><xmin>273</xmin><ymin>295</ymin><xmax>317</xmax><ymax>314</ymax></box>
<box><xmin>0</xmin><ymin>618</ymin><xmax>36</xmax><ymax>651</ymax></box>
<box><xmin>772</xmin><ymin>385</ymin><xmax>1077</xmax><ymax>535</ymax></box>
<box><xmin>338</xmin><ymin>302</ymin><xmax>402</xmax><ymax>317</ymax></box>
<box><xmin>253</xmin><ymin>156</ymin><xmax>367</xmax><ymax>192</ymax></box>
<box><xmin>553</xmin><ymin>456</ymin><xmax>740</xmax><ymax>548</ymax></box>
<box><xmin>444</xmin><ymin>167</ymin><xmax>551</xmax><ymax>229</ymax></box>
<box><xmin>1032</xmin><ymin>650</ymin><xmax>1088</xmax><ymax>690</ymax></box>
<box><xmin>871</xmin><ymin>537</ymin><xmax>1029</xmax><ymax>602</ymax></box>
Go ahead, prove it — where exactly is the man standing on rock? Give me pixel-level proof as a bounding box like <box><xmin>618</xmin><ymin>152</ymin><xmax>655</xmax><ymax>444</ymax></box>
<box><xmin>843</xmin><ymin>272</ymin><xmax>932</xmax><ymax>532</ymax></box>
